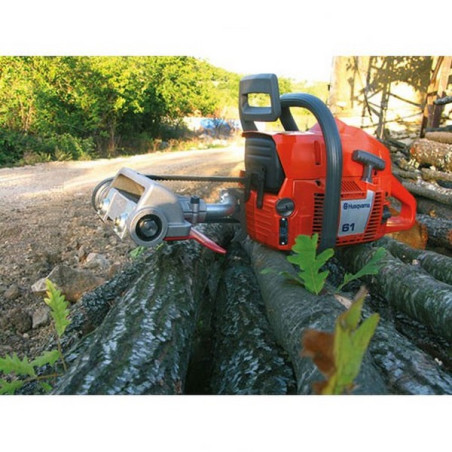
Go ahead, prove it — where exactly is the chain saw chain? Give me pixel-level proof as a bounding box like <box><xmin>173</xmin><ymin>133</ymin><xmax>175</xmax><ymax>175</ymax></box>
<box><xmin>92</xmin><ymin>169</ymin><xmax>249</xmax><ymax>254</ymax></box>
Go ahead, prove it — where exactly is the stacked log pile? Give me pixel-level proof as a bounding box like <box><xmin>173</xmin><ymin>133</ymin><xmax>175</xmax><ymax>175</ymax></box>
<box><xmin>389</xmin><ymin>131</ymin><xmax>452</xmax><ymax>252</ymax></box>
<box><xmin>48</xmin><ymin>223</ymin><xmax>452</xmax><ymax>396</ymax></box>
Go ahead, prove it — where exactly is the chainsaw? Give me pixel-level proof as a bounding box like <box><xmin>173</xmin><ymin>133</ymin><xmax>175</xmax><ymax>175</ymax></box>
<box><xmin>92</xmin><ymin>73</ymin><xmax>416</xmax><ymax>254</ymax></box>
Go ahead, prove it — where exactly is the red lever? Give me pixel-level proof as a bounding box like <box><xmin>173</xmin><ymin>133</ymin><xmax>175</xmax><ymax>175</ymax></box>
<box><xmin>164</xmin><ymin>228</ymin><xmax>227</xmax><ymax>254</ymax></box>
<box><xmin>188</xmin><ymin>228</ymin><xmax>227</xmax><ymax>254</ymax></box>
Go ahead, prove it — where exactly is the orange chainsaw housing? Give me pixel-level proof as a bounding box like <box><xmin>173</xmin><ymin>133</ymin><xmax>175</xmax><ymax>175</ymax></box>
<box><xmin>244</xmin><ymin>119</ymin><xmax>416</xmax><ymax>251</ymax></box>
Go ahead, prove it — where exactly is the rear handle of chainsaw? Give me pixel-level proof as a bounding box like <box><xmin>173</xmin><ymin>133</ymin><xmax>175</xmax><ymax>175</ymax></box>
<box><xmin>384</xmin><ymin>176</ymin><xmax>417</xmax><ymax>233</ymax></box>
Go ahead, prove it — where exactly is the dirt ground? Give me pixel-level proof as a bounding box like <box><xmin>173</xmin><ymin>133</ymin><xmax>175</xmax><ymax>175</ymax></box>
<box><xmin>0</xmin><ymin>144</ymin><xmax>245</xmax><ymax>360</ymax></box>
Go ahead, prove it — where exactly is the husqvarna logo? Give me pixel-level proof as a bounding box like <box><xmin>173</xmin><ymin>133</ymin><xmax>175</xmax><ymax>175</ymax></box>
<box><xmin>339</xmin><ymin>191</ymin><xmax>375</xmax><ymax>238</ymax></box>
<box><xmin>343</xmin><ymin>202</ymin><xmax>371</xmax><ymax>210</ymax></box>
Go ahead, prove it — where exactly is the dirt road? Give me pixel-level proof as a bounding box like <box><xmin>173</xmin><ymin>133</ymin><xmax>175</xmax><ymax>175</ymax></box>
<box><xmin>0</xmin><ymin>145</ymin><xmax>244</xmax><ymax>207</ymax></box>
<box><xmin>0</xmin><ymin>145</ymin><xmax>244</xmax><ymax>358</ymax></box>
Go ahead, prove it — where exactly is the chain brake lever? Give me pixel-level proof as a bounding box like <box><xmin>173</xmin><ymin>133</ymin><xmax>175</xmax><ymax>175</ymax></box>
<box><xmin>165</xmin><ymin>228</ymin><xmax>227</xmax><ymax>254</ymax></box>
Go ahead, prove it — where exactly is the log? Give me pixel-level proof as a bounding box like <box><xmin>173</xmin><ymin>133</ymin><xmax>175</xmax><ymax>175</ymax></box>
<box><xmin>433</xmin><ymin>96</ymin><xmax>452</xmax><ymax>106</ymax></box>
<box><xmin>391</xmin><ymin>166</ymin><xmax>421</xmax><ymax>181</ymax></box>
<box><xmin>385</xmin><ymin>216</ymin><xmax>428</xmax><ymax>250</ymax></box>
<box><xmin>379</xmin><ymin>236</ymin><xmax>452</xmax><ymax>285</ymax></box>
<box><xmin>416</xmin><ymin>197</ymin><xmax>452</xmax><ymax>220</ymax></box>
<box><xmin>416</xmin><ymin>214</ymin><xmax>452</xmax><ymax>250</ymax></box>
<box><xmin>393</xmin><ymin>165</ymin><xmax>452</xmax><ymax>190</ymax></box>
<box><xmin>52</xmin><ymin>224</ymin><xmax>235</xmax><ymax>395</ymax></box>
<box><xmin>336</xmin><ymin>244</ymin><xmax>452</xmax><ymax>342</ymax></box>
<box><xmin>425</xmin><ymin>132</ymin><xmax>452</xmax><ymax>145</ymax></box>
<box><xmin>362</xmin><ymin>294</ymin><xmax>452</xmax><ymax>395</ymax></box>
<box><xmin>402</xmin><ymin>179</ymin><xmax>452</xmax><ymax>206</ymax></box>
<box><xmin>410</xmin><ymin>138</ymin><xmax>452</xmax><ymax>172</ymax></box>
<box><xmin>425</xmin><ymin>125</ymin><xmax>452</xmax><ymax>133</ymax></box>
<box><xmin>316</xmin><ymin>259</ymin><xmax>452</xmax><ymax>394</ymax></box>
<box><xmin>421</xmin><ymin>168</ymin><xmax>452</xmax><ymax>184</ymax></box>
<box><xmin>324</xmin><ymin>258</ymin><xmax>452</xmax><ymax>394</ymax></box>
<box><xmin>209</xmin><ymin>243</ymin><xmax>296</xmax><ymax>395</ymax></box>
<box><xmin>242</xmin><ymin>238</ymin><xmax>388</xmax><ymax>395</ymax></box>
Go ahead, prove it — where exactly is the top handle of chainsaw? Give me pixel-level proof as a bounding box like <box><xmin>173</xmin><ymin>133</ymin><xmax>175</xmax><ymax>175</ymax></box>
<box><xmin>384</xmin><ymin>176</ymin><xmax>417</xmax><ymax>233</ymax></box>
<box><xmin>239</xmin><ymin>74</ymin><xmax>281</xmax><ymax>131</ymax></box>
<box><xmin>279</xmin><ymin>93</ymin><xmax>343</xmax><ymax>251</ymax></box>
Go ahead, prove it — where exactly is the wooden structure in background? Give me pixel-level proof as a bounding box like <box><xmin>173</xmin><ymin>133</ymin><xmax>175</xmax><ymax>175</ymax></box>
<box><xmin>420</xmin><ymin>56</ymin><xmax>452</xmax><ymax>136</ymax></box>
<box><xmin>329</xmin><ymin>57</ymin><xmax>451</xmax><ymax>139</ymax></box>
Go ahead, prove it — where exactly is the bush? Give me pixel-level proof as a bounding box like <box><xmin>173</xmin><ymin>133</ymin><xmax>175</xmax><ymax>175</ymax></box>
<box><xmin>43</xmin><ymin>134</ymin><xmax>96</xmax><ymax>161</ymax></box>
<box><xmin>0</xmin><ymin>128</ymin><xmax>29</xmax><ymax>166</ymax></box>
<box><xmin>0</xmin><ymin>128</ymin><xmax>97</xmax><ymax>166</ymax></box>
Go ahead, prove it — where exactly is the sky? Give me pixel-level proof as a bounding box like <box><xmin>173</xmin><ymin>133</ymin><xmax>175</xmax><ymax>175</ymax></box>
<box><xmin>1</xmin><ymin>1</ymin><xmax>449</xmax><ymax>84</ymax></box>
<box><xmin>203</xmin><ymin>52</ymin><xmax>334</xmax><ymax>82</ymax></box>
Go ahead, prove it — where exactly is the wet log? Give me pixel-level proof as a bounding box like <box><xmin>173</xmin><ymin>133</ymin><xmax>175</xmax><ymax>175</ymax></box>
<box><xmin>210</xmin><ymin>243</ymin><xmax>296</xmax><ymax>395</ymax></box>
<box><xmin>325</xmin><ymin>259</ymin><xmax>452</xmax><ymax>394</ymax></box>
<box><xmin>358</xmin><ymin>293</ymin><xmax>452</xmax><ymax>395</ymax></box>
<box><xmin>337</xmin><ymin>244</ymin><xmax>452</xmax><ymax>342</ymax></box>
<box><xmin>425</xmin><ymin>132</ymin><xmax>452</xmax><ymax>145</ymax></box>
<box><xmin>402</xmin><ymin>179</ymin><xmax>452</xmax><ymax>206</ymax></box>
<box><xmin>242</xmin><ymin>238</ymin><xmax>388</xmax><ymax>395</ymax></box>
<box><xmin>53</xmin><ymin>224</ymin><xmax>235</xmax><ymax>395</ymax></box>
<box><xmin>416</xmin><ymin>214</ymin><xmax>452</xmax><ymax>250</ymax></box>
<box><xmin>379</xmin><ymin>236</ymin><xmax>452</xmax><ymax>285</ymax></box>
<box><xmin>410</xmin><ymin>138</ymin><xmax>452</xmax><ymax>172</ymax></box>
<box><xmin>416</xmin><ymin>197</ymin><xmax>452</xmax><ymax>220</ymax></box>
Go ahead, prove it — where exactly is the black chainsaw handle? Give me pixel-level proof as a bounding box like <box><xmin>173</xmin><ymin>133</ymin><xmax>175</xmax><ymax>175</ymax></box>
<box><xmin>279</xmin><ymin>93</ymin><xmax>343</xmax><ymax>251</ymax></box>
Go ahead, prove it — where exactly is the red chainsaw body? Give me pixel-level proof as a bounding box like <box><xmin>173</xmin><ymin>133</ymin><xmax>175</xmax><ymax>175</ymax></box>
<box><xmin>244</xmin><ymin>119</ymin><xmax>416</xmax><ymax>251</ymax></box>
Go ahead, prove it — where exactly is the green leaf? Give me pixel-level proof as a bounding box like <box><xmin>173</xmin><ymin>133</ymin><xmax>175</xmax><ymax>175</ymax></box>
<box><xmin>339</xmin><ymin>294</ymin><xmax>365</xmax><ymax>330</ymax></box>
<box><xmin>260</xmin><ymin>268</ymin><xmax>274</xmax><ymax>275</ymax></box>
<box><xmin>129</xmin><ymin>246</ymin><xmax>146</xmax><ymax>259</ymax></box>
<box><xmin>38</xmin><ymin>381</ymin><xmax>53</xmax><ymax>393</ymax></box>
<box><xmin>336</xmin><ymin>247</ymin><xmax>385</xmax><ymax>292</ymax></box>
<box><xmin>353</xmin><ymin>313</ymin><xmax>380</xmax><ymax>353</ymax></box>
<box><xmin>31</xmin><ymin>350</ymin><xmax>60</xmax><ymax>368</ymax></box>
<box><xmin>0</xmin><ymin>379</ymin><xmax>24</xmax><ymax>395</ymax></box>
<box><xmin>44</xmin><ymin>279</ymin><xmax>71</xmax><ymax>338</ymax></box>
<box><xmin>286</xmin><ymin>234</ymin><xmax>334</xmax><ymax>295</ymax></box>
<box><xmin>279</xmin><ymin>271</ymin><xmax>304</xmax><ymax>285</ymax></box>
<box><xmin>324</xmin><ymin>293</ymin><xmax>380</xmax><ymax>395</ymax></box>
<box><xmin>0</xmin><ymin>353</ymin><xmax>36</xmax><ymax>377</ymax></box>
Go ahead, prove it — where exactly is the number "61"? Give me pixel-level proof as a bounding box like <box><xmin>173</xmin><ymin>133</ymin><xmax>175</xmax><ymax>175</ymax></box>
<box><xmin>342</xmin><ymin>223</ymin><xmax>355</xmax><ymax>233</ymax></box>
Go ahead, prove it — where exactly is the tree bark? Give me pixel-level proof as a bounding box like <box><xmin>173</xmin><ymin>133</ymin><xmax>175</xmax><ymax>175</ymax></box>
<box><xmin>209</xmin><ymin>243</ymin><xmax>296</xmax><ymax>395</ymax></box>
<box><xmin>425</xmin><ymin>132</ymin><xmax>452</xmax><ymax>145</ymax></box>
<box><xmin>362</xmin><ymin>294</ymin><xmax>452</xmax><ymax>394</ymax></box>
<box><xmin>416</xmin><ymin>197</ymin><xmax>452</xmax><ymax>220</ymax></box>
<box><xmin>378</xmin><ymin>236</ymin><xmax>452</xmax><ymax>285</ymax></box>
<box><xmin>410</xmin><ymin>138</ymin><xmax>452</xmax><ymax>172</ymax></box>
<box><xmin>53</xmin><ymin>224</ymin><xmax>235</xmax><ymax>395</ymax></box>
<box><xmin>392</xmin><ymin>167</ymin><xmax>420</xmax><ymax>181</ymax></box>
<box><xmin>336</xmin><ymin>244</ymin><xmax>452</xmax><ymax>342</ymax></box>
<box><xmin>403</xmin><ymin>179</ymin><xmax>452</xmax><ymax>206</ymax></box>
<box><xmin>242</xmin><ymin>238</ymin><xmax>388</xmax><ymax>395</ymax></box>
<box><xmin>421</xmin><ymin>167</ymin><xmax>452</xmax><ymax>184</ymax></box>
<box><xmin>416</xmin><ymin>214</ymin><xmax>452</xmax><ymax>250</ymax></box>
<box><xmin>425</xmin><ymin>125</ymin><xmax>452</xmax><ymax>133</ymax></box>
<box><xmin>433</xmin><ymin>96</ymin><xmax>452</xmax><ymax>106</ymax></box>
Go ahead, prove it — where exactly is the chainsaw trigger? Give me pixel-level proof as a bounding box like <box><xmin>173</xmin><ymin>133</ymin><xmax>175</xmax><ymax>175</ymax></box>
<box><xmin>188</xmin><ymin>228</ymin><xmax>227</xmax><ymax>254</ymax></box>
